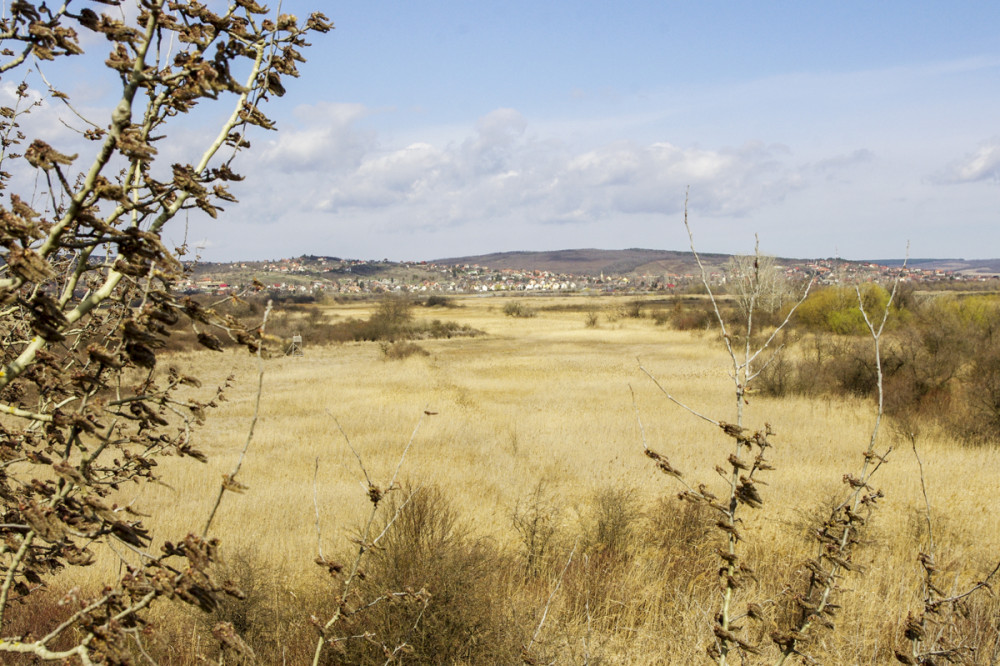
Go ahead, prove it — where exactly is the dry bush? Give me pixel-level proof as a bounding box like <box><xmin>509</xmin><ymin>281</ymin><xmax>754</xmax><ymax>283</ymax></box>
<box><xmin>623</xmin><ymin>298</ymin><xmax>645</xmax><ymax>319</ymax></box>
<box><xmin>380</xmin><ymin>340</ymin><xmax>430</xmax><ymax>360</ymax></box>
<box><xmin>644</xmin><ymin>495</ymin><xmax>717</xmax><ymax>575</ymax></box>
<box><xmin>670</xmin><ymin>301</ymin><xmax>716</xmax><ymax>331</ymax></box>
<box><xmin>177</xmin><ymin>546</ymin><xmax>323</xmax><ymax>665</ymax></box>
<box><xmin>374</xmin><ymin>293</ymin><xmax>416</xmax><ymax>327</ymax></box>
<box><xmin>331</xmin><ymin>313</ymin><xmax>479</xmax><ymax>344</ymax></box>
<box><xmin>423</xmin><ymin>295</ymin><xmax>458</xmax><ymax>308</ymax></box>
<box><xmin>504</xmin><ymin>300</ymin><xmax>537</xmax><ymax>318</ymax></box>
<box><xmin>512</xmin><ymin>480</ymin><xmax>563</xmax><ymax>576</ymax></box>
<box><xmin>336</xmin><ymin>485</ymin><xmax>523</xmax><ymax>664</ymax></box>
<box><xmin>0</xmin><ymin>590</ymin><xmax>82</xmax><ymax>665</ymax></box>
<box><xmin>650</xmin><ymin>306</ymin><xmax>671</xmax><ymax>326</ymax></box>
<box><xmin>583</xmin><ymin>486</ymin><xmax>642</xmax><ymax>559</ymax></box>
<box><xmin>959</xmin><ymin>341</ymin><xmax>1000</xmax><ymax>443</ymax></box>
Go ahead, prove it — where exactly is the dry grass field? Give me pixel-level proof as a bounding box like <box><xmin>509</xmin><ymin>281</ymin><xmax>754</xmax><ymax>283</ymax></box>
<box><xmin>53</xmin><ymin>295</ymin><xmax>1000</xmax><ymax>664</ymax></box>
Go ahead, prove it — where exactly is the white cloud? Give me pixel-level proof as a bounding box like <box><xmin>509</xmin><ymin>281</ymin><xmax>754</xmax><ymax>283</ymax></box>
<box><xmin>323</xmin><ymin>141</ymin><xmax>451</xmax><ymax>210</ymax></box>
<box><xmin>812</xmin><ymin>149</ymin><xmax>875</xmax><ymax>174</ymax></box>
<box><xmin>932</xmin><ymin>139</ymin><xmax>1000</xmax><ymax>184</ymax></box>
<box><xmin>248</xmin><ymin>105</ymin><xmax>809</xmax><ymax>232</ymax></box>
<box><xmin>261</xmin><ymin>102</ymin><xmax>376</xmax><ymax>173</ymax></box>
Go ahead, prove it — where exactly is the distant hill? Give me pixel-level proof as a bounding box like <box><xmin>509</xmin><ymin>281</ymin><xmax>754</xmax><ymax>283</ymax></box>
<box><xmin>432</xmin><ymin>248</ymin><xmax>738</xmax><ymax>276</ymax></box>
<box><xmin>877</xmin><ymin>258</ymin><xmax>1000</xmax><ymax>275</ymax></box>
<box><xmin>434</xmin><ymin>249</ymin><xmax>1000</xmax><ymax>277</ymax></box>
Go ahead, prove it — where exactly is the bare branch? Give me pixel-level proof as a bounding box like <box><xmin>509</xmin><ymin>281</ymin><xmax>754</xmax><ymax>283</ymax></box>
<box><xmin>638</xmin><ymin>363</ymin><xmax>720</xmax><ymax>427</ymax></box>
<box><xmin>203</xmin><ymin>301</ymin><xmax>272</xmax><ymax>537</ymax></box>
<box><xmin>527</xmin><ymin>540</ymin><xmax>579</xmax><ymax>654</ymax></box>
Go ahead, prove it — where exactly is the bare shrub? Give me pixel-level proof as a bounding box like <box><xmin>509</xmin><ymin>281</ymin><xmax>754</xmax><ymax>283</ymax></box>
<box><xmin>754</xmin><ymin>348</ymin><xmax>796</xmax><ymax>396</ymax></box>
<box><xmin>312</xmin><ymin>311</ymin><xmax>480</xmax><ymax>344</ymax></box>
<box><xmin>380</xmin><ymin>340</ymin><xmax>430</xmax><ymax>360</ymax></box>
<box><xmin>650</xmin><ymin>307</ymin><xmax>671</xmax><ymax>326</ymax></box>
<box><xmin>424</xmin><ymin>295</ymin><xmax>457</xmax><ymax>308</ymax></box>
<box><xmin>584</xmin><ymin>486</ymin><xmax>642</xmax><ymax>560</ymax></box>
<box><xmin>339</xmin><ymin>485</ymin><xmax>522</xmax><ymax>664</ymax></box>
<box><xmin>670</xmin><ymin>301</ymin><xmax>715</xmax><ymax>330</ymax></box>
<box><xmin>0</xmin><ymin>590</ymin><xmax>79</xmax><ymax>665</ymax></box>
<box><xmin>623</xmin><ymin>298</ymin><xmax>645</xmax><ymax>319</ymax></box>
<box><xmin>512</xmin><ymin>480</ymin><xmax>562</xmax><ymax>576</ymax></box>
<box><xmin>956</xmin><ymin>341</ymin><xmax>1000</xmax><ymax>444</ymax></box>
<box><xmin>189</xmin><ymin>545</ymin><xmax>309</xmax><ymax>664</ymax></box>
<box><xmin>504</xmin><ymin>300</ymin><xmax>536</xmax><ymax>318</ymax></box>
<box><xmin>374</xmin><ymin>293</ymin><xmax>415</xmax><ymax>327</ymax></box>
<box><xmin>644</xmin><ymin>495</ymin><xmax>717</xmax><ymax>577</ymax></box>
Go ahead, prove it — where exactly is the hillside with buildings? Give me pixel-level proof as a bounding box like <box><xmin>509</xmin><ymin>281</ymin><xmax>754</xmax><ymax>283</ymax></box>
<box><xmin>181</xmin><ymin>250</ymin><xmax>999</xmax><ymax>298</ymax></box>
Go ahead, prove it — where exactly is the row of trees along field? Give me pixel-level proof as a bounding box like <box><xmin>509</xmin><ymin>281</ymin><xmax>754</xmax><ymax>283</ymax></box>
<box><xmin>707</xmin><ymin>268</ymin><xmax>1000</xmax><ymax>446</ymax></box>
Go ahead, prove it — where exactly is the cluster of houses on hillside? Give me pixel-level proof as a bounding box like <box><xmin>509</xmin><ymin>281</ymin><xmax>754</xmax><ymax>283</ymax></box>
<box><xmin>179</xmin><ymin>256</ymin><xmax>993</xmax><ymax>297</ymax></box>
<box><xmin>797</xmin><ymin>259</ymin><xmax>961</xmax><ymax>285</ymax></box>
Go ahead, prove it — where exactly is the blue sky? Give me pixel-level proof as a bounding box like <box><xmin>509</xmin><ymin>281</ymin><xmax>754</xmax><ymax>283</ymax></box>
<box><xmin>15</xmin><ymin>1</ymin><xmax>1000</xmax><ymax>261</ymax></box>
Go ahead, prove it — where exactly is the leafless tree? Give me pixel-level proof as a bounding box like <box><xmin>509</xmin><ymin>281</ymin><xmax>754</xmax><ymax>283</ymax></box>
<box><xmin>727</xmin><ymin>245</ymin><xmax>789</xmax><ymax>318</ymax></box>
<box><xmin>0</xmin><ymin>2</ymin><xmax>329</xmax><ymax>662</ymax></box>
<box><xmin>639</xmin><ymin>194</ymin><xmax>814</xmax><ymax>664</ymax></box>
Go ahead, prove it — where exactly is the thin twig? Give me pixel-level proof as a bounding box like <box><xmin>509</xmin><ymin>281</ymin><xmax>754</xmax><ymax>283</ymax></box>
<box><xmin>370</xmin><ymin>487</ymin><xmax>422</xmax><ymax>547</ymax></box>
<box><xmin>313</xmin><ymin>457</ymin><xmax>324</xmax><ymax>562</ymax></box>
<box><xmin>326</xmin><ymin>409</ymin><xmax>373</xmax><ymax>489</ymax></box>
<box><xmin>388</xmin><ymin>408</ymin><xmax>429</xmax><ymax>490</ymax></box>
<box><xmin>312</xmin><ymin>408</ymin><xmax>432</xmax><ymax>666</ymax></box>
<box><xmin>202</xmin><ymin>301</ymin><xmax>272</xmax><ymax>537</ymax></box>
<box><xmin>628</xmin><ymin>384</ymin><xmax>650</xmax><ymax>450</ymax></box>
<box><xmin>682</xmin><ymin>189</ymin><xmax>738</xmax><ymax>378</ymax></box>
<box><xmin>527</xmin><ymin>539</ymin><xmax>579</xmax><ymax>654</ymax></box>
<box><xmin>638</xmin><ymin>364</ymin><xmax>719</xmax><ymax>426</ymax></box>
<box><xmin>909</xmin><ymin>432</ymin><xmax>935</xmax><ymax>555</ymax></box>
<box><xmin>934</xmin><ymin>559</ymin><xmax>1000</xmax><ymax>605</ymax></box>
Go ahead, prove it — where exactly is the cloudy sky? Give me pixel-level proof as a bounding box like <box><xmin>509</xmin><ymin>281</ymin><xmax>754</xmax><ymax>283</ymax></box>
<box><xmin>20</xmin><ymin>1</ymin><xmax>1000</xmax><ymax>261</ymax></box>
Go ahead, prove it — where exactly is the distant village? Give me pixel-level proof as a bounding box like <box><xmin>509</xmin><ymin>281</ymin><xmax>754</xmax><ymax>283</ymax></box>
<box><xmin>181</xmin><ymin>255</ymin><xmax>996</xmax><ymax>297</ymax></box>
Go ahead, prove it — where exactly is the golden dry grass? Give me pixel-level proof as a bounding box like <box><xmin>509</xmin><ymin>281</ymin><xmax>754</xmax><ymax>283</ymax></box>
<box><xmin>62</xmin><ymin>295</ymin><xmax>1000</xmax><ymax>663</ymax></box>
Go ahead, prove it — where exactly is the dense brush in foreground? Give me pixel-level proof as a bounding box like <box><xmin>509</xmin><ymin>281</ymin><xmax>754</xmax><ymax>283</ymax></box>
<box><xmin>16</xmin><ymin>483</ymin><xmax>999</xmax><ymax>664</ymax></box>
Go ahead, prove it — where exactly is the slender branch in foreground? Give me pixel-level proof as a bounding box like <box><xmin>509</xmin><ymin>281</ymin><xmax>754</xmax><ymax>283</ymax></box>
<box><xmin>775</xmin><ymin>254</ymin><xmax>908</xmax><ymax>665</ymax></box>
<box><xmin>682</xmin><ymin>189</ymin><xmax>738</xmax><ymax>378</ymax></box>
<box><xmin>642</xmin><ymin>195</ymin><xmax>801</xmax><ymax>665</ymax></box>
<box><xmin>326</xmin><ymin>409</ymin><xmax>374</xmax><ymax>489</ymax></box>
<box><xmin>894</xmin><ymin>423</ymin><xmax>1000</xmax><ymax>664</ymax></box>
<box><xmin>638</xmin><ymin>364</ymin><xmax>719</xmax><ymax>427</ymax></box>
<box><xmin>202</xmin><ymin>301</ymin><xmax>272</xmax><ymax>537</ymax></box>
<box><xmin>525</xmin><ymin>539</ymin><xmax>579</xmax><ymax>659</ymax></box>
<box><xmin>311</xmin><ymin>408</ymin><xmax>433</xmax><ymax>666</ymax></box>
<box><xmin>313</xmin><ymin>457</ymin><xmax>325</xmax><ymax>562</ymax></box>
<box><xmin>909</xmin><ymin>433</ymin><xmax>935</xmax><ymax>555</ymax></box>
